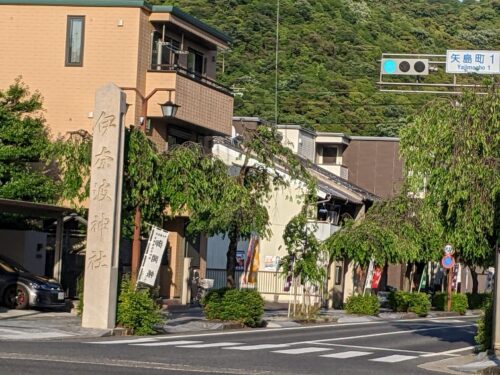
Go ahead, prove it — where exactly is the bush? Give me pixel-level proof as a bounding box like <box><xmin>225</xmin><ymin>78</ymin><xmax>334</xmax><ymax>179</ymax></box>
<box><xmin>116</xmin><ymin>277</ymin><xmax>164</xmax><ymax>335</ymax></box>
<box><xmin>433</xmin><ymin>292</ymin><xmax>469</xmax><ymax>314</ymax></box>
<box><xmin>389</xmin><ymin>291</ymin><xmax>430</xmax><ymax>316</ymax></box>
<box><xmin>201</xmin><ymin>288</ymin><xmax>264</xmax><ymax>327</ymax></box>
<box><xmin>345</xmin><ymin>294</ymin><xmax>380</xmax><ymax>316</ymax></box>
<box><xmin>467</xmin><ymin>293</ymin><xmax>491</xmax><ymax>310</ymax></box>
<box><xmin>475</xmin><ymin>293</ymin><xmax>493</xmax><ymax>352</ymax></box>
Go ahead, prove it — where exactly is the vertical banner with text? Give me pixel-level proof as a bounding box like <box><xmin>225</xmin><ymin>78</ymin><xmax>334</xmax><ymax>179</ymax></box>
<box><xmin>137</xmin><ymin>227</ymin><xmax>169</xmax><ymax>287</ymax></box>
<box><xmin>82</xmin><ymin>83</ymin><xmax>126</xmax><ymax>329</ymax></box>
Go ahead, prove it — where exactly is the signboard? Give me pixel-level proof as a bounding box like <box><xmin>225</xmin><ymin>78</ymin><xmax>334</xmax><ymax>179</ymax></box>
<box><xmin>264</xmin><ymin>255</ymin><xmax>281</xmax><ymax>271</ymax></box>
<box><xmin>446</xmin><ymin>50</ymin><xmax>500</xmax><ymax>74</ymax></box>
<box><xmin>444</xmin><ymin>244</ymin><xmax>454</xmax><ymax>255</ymax></box>
<box><xmin>371</xmin><ymin>266</ymin><xmax>383</xmax><ymax>290</ymax></box>
<box><xmin>441</xmin><ymin>255</ymin><xmax>455</xmax><ymax>269</ymax></box>
<box><xmin>137</xmin><ymin>227</ymin><xmax>169</xmax><ymax>287</ymax></box>
<box><xmin>236</xmin><ymin>250</ymin><xmax>245</xmax><ymax>271</ymax></box>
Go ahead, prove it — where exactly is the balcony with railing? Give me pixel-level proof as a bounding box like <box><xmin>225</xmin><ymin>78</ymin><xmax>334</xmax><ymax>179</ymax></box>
<box><xmin>146</xmin><ymin>64</ymin><xmax>234</xmax><ymax>136</ymax></box>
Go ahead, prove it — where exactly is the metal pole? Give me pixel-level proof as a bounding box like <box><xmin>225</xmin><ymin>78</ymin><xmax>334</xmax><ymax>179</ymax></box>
<box><xmin>493</xmin><ymin>240</ymin><xmax>500</xmax><ymax>354</ymax></box>
<box><xmin>447</xmin><ymin>268</ymin><xmax>452</xmax><ymax>312</ymax></box>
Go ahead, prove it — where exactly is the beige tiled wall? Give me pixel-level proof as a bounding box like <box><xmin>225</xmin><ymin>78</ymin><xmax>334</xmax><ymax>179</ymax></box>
<box><xmin>0</xmin><ymin>5</ymin><xmax>143</xmax><ymax>137</ymax></box>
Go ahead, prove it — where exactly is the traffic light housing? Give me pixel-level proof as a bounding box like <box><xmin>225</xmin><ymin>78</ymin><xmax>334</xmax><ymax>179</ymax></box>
<box><xmin>381</xmin><ymin>58</ymin><xmax>429</xmax><ymax>75</ymax></box>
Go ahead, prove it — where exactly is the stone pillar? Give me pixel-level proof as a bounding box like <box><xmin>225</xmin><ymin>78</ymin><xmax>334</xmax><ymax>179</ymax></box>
<box><xmin>82</xmin><ymin>83</ymin><xmax>126</xmax><ymax>329</ymax></box>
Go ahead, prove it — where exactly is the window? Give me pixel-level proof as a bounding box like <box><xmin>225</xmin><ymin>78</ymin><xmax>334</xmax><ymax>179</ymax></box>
<box><xmin>151</xmin><ymin>31</ymin><xmax>180</xmax><ymax>70</ymax></box>
<box><xmin>65</xmin><ymin>16</ymin><xmax>85</xmax><ymax>66</ymax></box>
<box><xmin>187</xmin><ymin>48</ymin><xmax>204</xmax><ymax>76</ymax></box>
<box><xmin>322</xmin><ymin>146</ymin><xmax>337</xmax><ymax>164</ymax></box>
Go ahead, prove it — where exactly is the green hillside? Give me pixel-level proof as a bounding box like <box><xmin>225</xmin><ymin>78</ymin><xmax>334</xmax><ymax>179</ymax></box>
<box><xmin>163</xmin><ymin>0</ymin><xmax>499</xmax><ymax>136</ymax></box>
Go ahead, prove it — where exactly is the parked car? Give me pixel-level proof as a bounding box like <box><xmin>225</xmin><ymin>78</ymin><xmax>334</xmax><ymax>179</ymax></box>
<box><xmin>0</xmin><ymin>255</ymin><xmax>65</xmax><ymax>310</ymax></box>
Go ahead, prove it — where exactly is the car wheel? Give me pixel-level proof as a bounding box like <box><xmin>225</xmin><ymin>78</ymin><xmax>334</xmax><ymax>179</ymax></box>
<box><xmin>4</xmin><ymin>284</ymin><xmax>30</xmax><ymax>310</ymax></box>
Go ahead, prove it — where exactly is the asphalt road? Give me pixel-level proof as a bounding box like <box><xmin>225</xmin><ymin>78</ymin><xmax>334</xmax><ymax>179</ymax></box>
<box><xmin>0</xmin><ymin>316</ymin><xmax>478</xmax><ymax>375</ymax></box>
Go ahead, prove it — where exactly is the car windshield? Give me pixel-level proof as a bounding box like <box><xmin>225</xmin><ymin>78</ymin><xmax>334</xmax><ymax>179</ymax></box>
<box><xmin>0</xmin><ymin>257</ymin><xmax>28</xmax><ymax>274</ymax></box>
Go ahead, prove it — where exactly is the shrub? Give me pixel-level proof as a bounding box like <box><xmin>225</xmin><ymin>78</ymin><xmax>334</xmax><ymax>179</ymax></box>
<box><xmin>475</xmin><ymin>293</ymin><xmax>493</xmax><ymax>352</ymax></box>
<box><xmin>345</xmin><ymin>294</ymin><xmax>379</xmax><ymax>316</ymax></box>
<box><xmin>116</xmin><ymin>277</ymin><xmax>164</xmax><ymax>335</ymax></box>
<box><xmin>467</xmin><ymin>293</ymin><xmax>490</xmax><ymax>310</ymax></box>
<box><xmin>201</xmin><ymin>288</ymin><xmax>264</xmax><ymax>327</ymax></box>
<box><xmin>432</xmin><ymin>292</ymin><xmax>447</xmax><ymax>311</ymax></box>
<box><xmin>389</xmin><ymin>291</ymin><xmax>430</xmax><ymax>316</ymax></box>
<box><xmin>433</xmin><ymin>292</ymin><xmax>469</xmax><ymax>314</ymax></box>
<box><xmin>451</xmin><ymin>293</ymin><xmax>468</xmax><ymax>315</ymax></box>
<box><xmin>408</xmin><ymin>293</ymin><xmax>431</xmax><ymax>316</ymax></box>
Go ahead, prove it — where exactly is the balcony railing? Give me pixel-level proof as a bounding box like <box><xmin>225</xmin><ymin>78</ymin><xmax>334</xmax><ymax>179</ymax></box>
<box><xmin>149</xmin><ymin>64</ymin><xmax>233</xmax><ymax>96</ymax></box>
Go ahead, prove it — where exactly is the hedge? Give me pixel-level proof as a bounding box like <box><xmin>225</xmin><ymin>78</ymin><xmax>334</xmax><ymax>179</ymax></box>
<box><xmin>475</xmin><ymin>293</ymin><xmax>493</xmax><ymax>352</ymax></box>
<box><xmin>389</xmin><ymin>291</ymin><xmax>430</xmax><ymax>317</ymax></box>
<box><xmin>466</xmin><ymin>293</ymin><xmax>491</xmax><ymax>310</ymax></box>
<box><xmin>201</xmin><ymin>288</ymin><xmax>264</xmax><ymax>327</ymax></box>
<box><xmin>432</xmin><ymin>292</ymin><xmax>468</xmax><ymax>314</ymax></box>
<box><xmin>345</xmin><ymin>294</ymin><xmax>380</xmax><ymax>316</ymax></box>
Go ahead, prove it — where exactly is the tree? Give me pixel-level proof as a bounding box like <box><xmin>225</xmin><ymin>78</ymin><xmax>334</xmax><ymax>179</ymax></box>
<box><xmin>280</xmin><ymin>210</ymin><xmax>327</xmax><ymax>318</ymax></box>
<box><xmin>218</xmin><ymin>125</ymin><xmax>314</xmax><ymax>287</ymax></box>
<box><xmin>323</xmin><ymin>192</ymin><xmax>443</xmax><ymax>291</ymax></box>
<box><xmin>400</xmin><ymin>88</ymin><xmax>499</xmax><ymax>288</ymax></box>
<box><xmin>0</xmin><ymin>79</ymin><xmax>58</xmax><ymax>203</ymax></box>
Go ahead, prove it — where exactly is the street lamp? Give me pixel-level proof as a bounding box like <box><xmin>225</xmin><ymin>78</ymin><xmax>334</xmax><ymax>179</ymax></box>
<box><xmin>120</xmin><ymin>87</ymin><xmax>178</xmax><ymax>282</ymax></box>
<box><xmin>160</xmin><ymin>100</ymin><xmax>180</xmax><ymax>118</ymax></box>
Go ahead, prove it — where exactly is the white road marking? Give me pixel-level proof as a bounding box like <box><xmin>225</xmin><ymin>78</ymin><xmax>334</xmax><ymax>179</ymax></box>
<box><xmin>132</xmin><ymin>340</ymin><xmax>203</xmax><ymax>347</ymax></box>
<box><xmin>87</xmin><ymin>338</ymin><xmax>158</xmax><ymax>345</ymax></box>
<box><xmin>272</xmin><ymin>347</ymin><xmax>332</xmax><ymax>355</ymax></box>
<box><xmin>225</xmin><ymin>344</ymin><xmax>291</xmax><ymax>350</ymax></box>
<box><xmin>311</xmin><ymin>342</ymin><xmax>431</xmax><ymax>355</ymax></box>
<box><xmin>370</xmin><ymin>354</ymin><xmax>418</xmax><ymax>363</ymax></box>
<box><xmin>321</xmin><ymin>351</ymin><xmax>372</xmax><ymax>359</ymax></box>
<box><xmin>0</xmin><ymin>328</ymin><xmax>74</xmax><ymax>340</ymax></box>
<box><xmin>420</xmin><ymin>346</ymin><xmax>475</xmax><ymax>357</ymax></box>
<box><xmin>302</xmin><ymin>324</ymin><xmax>475</xmax><ymax>344</ymax></box>
<box><xmin>178</xmin><ymin>342</ymin><xmax>242</xmax><ymax>348</ymax></box>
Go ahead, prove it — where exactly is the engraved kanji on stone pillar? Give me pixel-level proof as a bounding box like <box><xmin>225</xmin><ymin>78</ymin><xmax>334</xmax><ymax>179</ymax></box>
<box><xmin>82</xmin><ymin>83</ymin><xmax>126</xmax><ymax>330</ymax></box>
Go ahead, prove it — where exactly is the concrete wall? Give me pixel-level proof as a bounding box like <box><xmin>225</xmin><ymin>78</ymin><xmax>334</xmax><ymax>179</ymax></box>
<box><xmin>0</xmin><ymin>230</ymin><xmax>47</xmax><ymax>275</ymax></box>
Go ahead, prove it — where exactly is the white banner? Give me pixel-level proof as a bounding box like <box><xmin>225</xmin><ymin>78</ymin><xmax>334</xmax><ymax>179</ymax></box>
<box><xmin>137</xmin><ymin>227</ymin><xmax>169</xmax><ymax>287</ymax></box>
<box><xmin>363</xmin><ymin>259</ymin><xmax>375</xmax><ymax>295</ymax></box>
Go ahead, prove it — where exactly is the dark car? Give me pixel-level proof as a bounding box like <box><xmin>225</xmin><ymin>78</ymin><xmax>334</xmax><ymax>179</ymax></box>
<box><xmin>0</xmin><ymin>255</ymin><xmax>65</xmax><ymax>310</ymax></box>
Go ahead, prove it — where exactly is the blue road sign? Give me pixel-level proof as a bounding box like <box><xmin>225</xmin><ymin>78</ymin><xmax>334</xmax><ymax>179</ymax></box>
<box><xmin>441</xmin><ymin>255</ymin><xmax>455</xmax><ymax>269</ymax></box>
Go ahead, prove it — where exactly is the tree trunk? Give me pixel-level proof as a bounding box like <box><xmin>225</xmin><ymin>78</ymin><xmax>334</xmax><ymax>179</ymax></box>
<box><xmin>226</xmin><ymin>228</ymin><xmax>238</xmax><ymax>288</ymax></box>
<box><xmin>470</xmin><ymin>267</ymin><xmax>479</xmax><ymax>294</ymax></box>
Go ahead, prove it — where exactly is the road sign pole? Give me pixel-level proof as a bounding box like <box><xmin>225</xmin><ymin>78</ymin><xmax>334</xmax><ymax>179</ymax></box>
<box><xmin>493</xmin><ymin>240</ymin><xmax>500</xmax><ymax>355</ymax></box>
<box><xmin>447</xmin><ymin>268</ymin><xmax>453</xmax><ymax>312</ymax></box>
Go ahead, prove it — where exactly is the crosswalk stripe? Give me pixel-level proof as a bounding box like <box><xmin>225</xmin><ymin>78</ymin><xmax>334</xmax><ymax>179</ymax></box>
<box><xmin>272</xmin><ymin>347</ymin><xmax>332</xmax><ymax>355</ymax></box>
<box><xmin>87</xmin><ymin>338</ymin><xmax>157</xmax><ymax>345</ymax></box>
<box><xmin>370</xmin><ymin>354</ymin><xmax>418</xmax><ymax>363</ymax></box>
<box><xmin>177</xmin><ymin>342</ymin><xmax>242</xmax><ymax>348</ymax></box>
<box><xmin>225</xmin><ymin>344</ymin><xmax>290</xmax><ymax>351</ymax></box>
<box><xmin>132</xmin><ymin>340</ymin><xmax>203</xmax><ymax>347</ymax></box>
<box><xmin>321</xmin><ymin>351</ymin><xmax>372</xmax><ymax>359</ymax></box>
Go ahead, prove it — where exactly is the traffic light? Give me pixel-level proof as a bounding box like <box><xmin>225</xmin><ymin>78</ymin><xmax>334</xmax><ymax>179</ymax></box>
<box><xmin>381</xmin><ymin>58</ymin><xmax>429</xmax><ymax>75</ymax></box>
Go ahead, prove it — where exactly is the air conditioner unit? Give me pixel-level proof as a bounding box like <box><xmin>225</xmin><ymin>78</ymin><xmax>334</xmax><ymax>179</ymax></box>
<box><xmin>327</xmin><ymin>211</ymin><xmax>339</xmax><ymax>225</ymax></box>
